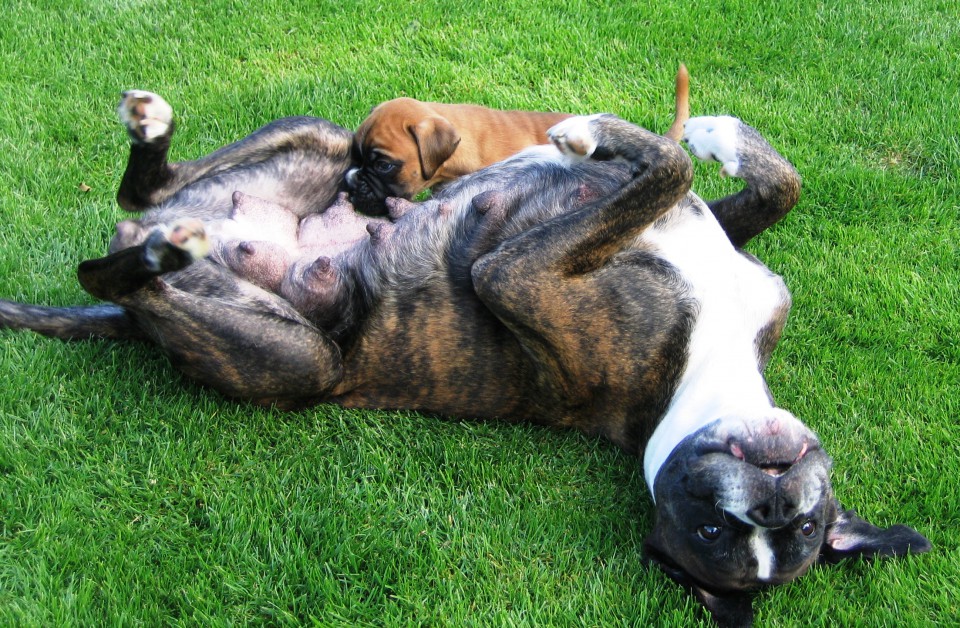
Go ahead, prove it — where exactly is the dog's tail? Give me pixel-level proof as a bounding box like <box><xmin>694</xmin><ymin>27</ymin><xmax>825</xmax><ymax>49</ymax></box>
<box><xmin>0</xmin><ymin>299</ymin><xmax>144</xmax><ymax>340</ymax></box>
<box><xmin>664</xmin><ymin>63</ymin><xmax>690</xmax><ymax>143</ymax></box>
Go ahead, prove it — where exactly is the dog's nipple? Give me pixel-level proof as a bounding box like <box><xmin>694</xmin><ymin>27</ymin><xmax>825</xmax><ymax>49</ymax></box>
<box><xmin>304</xmin><ymin>256</ymin><xmax>336</xmax><ymax>283</ymax></box>
<box><xmin>471</xmin><ymin>190</ymin><xmax>506</xmax><ymax>217</ymax></box>
<box><xmin>385</xmin><ymin>197</ymin><xmax>416</xmax><ymax>220</ymax></box>
<box><xmin>366</xmin><ymin>221</ymin><xmax>395</xmax><ymax>244</ymax></box>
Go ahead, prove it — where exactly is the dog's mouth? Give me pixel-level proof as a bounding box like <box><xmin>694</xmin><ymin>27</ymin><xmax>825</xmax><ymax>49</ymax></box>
<box><xmin>687</xmin><ymin>412</ymin><xmax>824</xmax><ymax>478</ymax></box>
<box><xmin>730</xmin><ymin>440</ymin><xmax>812</xmax><ymax>477</ymax></box>
<box><xmin>696</xmin><ymin>437</ymin><xmax>818</xmax><ymax>478</ymax></box>
<box><xmin>760</xmin><ymin>463</ymin><xmax>792</xmax><ymax>477</ymax></box>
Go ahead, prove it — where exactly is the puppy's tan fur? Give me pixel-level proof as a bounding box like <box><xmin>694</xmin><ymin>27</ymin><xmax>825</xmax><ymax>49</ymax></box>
<box><xmin>354</xmin><ymin>65</ymin><xmax>690</xmax><ymax>200</ymax></box>
<box><xmin>355</xmin><ymin>100</ymin><xmax>570</xmax><ymax>199</ymax></box>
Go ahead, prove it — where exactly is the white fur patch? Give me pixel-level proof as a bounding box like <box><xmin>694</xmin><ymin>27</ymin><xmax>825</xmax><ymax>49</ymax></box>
<box><xmin>684</xmin><ymin>116</ymin><xmax>742</xmax><ymax>176</ymax></box>
<box><xmin>163</xmin><ymin>220</ymin><xmax>210</xmax><ymax>260</ymax></box>
<box><xmin>643</xmin><ymin>197</ymin><xmax>787</xmax><ymax>493</ymax></box>
<box><xmin>750</xmin><ymin>529</ymin><xmax>776</xmax><ymax>581</ymax></box>
<box><xmin>508</xmin><ymin>143</ymin><xmax>565</xmax><ymax>163</ymax></box>
<box><xmin>118</xmin><ymin>90</ymin><xmax>173</xmax><ymax>141</ymax></box>
<box><xmin>345</xmin><ymin>167</ymin><xmax>359</xmax><ymax>188</ymax></box>
<box><xmin>546</xmin><ymin>114</ymin><xmax>606</xmax><ymax>159</ymax></box>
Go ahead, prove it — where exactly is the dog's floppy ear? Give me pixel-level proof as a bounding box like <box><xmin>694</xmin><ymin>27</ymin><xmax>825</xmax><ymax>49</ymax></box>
<box><xmin>820</xmin><ymin>504</ymin><xmax>932</xmax><ymax>564</ymax></box>
<box><xmin>408</xmin><ymin>116</ymin><xmax>460</xmax><ymax>180</ymax></box>
<box><xmin>644</xmin><ymin>538</ymin><xmax>755</xmax><ymax>628</ymax></box>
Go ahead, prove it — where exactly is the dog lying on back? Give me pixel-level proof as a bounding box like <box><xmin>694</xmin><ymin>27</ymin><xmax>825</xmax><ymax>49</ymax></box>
<box><xmin>0</xmin><ymin>74</ymin><xmax>929</xmax><ymax>626</ymax></box>
<box><xmin>347</xmin><ymin>66</ymin><xmax>690</xmax><ymax>215</ymax></box>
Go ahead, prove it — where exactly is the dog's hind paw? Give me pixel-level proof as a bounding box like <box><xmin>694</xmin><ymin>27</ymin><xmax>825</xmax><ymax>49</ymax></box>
<box><xmin>683</xmin><ymin>116</ymin><xmax>742</xmax><ymax>177</ymax></box>
<box><xmin>547</xmin><ymin>114</ymin><xmax>607</xmax><ymax>159</ymax></box>
<box><xmin>143</xmin><ymin>219</ymin><xmax>209</xmax><ymax>273</ymax></box>
<box><xmin>118</xmin><ymin>90</ymin><xmax>173</xmax><ymax>143</ymax></box>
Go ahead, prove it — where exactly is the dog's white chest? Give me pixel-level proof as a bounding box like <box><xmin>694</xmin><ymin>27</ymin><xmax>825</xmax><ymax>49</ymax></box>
<box><xmin>641</xmin><ymin>197</ymin><xmax>787</xmax><ymax>494</ymax></box>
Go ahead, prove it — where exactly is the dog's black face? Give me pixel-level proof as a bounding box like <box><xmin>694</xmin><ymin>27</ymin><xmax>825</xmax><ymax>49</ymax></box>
<box><xmin>346</xmin><ymin>141</ymin><xmax>406</xmax><ymax>216</ymax></box>
<box><xmin>644</xmin><ymin>414</ymin><xmax>930</xmax><ymax>625</ymax></box>
<box><xmin>647</xmin><ymin>413</ymin><xmax>831</xmax><ymax>588</ymax></box>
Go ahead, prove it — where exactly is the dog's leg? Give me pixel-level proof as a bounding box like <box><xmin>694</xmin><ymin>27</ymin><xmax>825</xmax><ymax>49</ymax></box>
<box><xmin>116</xmin><ymin>91</ymin><xmax>353</xmax><ymax>213</ymax></box>
<box><xmin>684</xmin><ymin>116</ymin><xmax>801</xmax><ymax>248</ymax></box>
<box><xmin>472</xmin><ymin>115</ymin><xmax>693</xmax><ymax>416</ymax></box>
<box><xmin>115</xmin><ymin>90</ymin><xmax>179</xmax><ymax>211</ymax></box>
<box><xmin>78</xmin><ymin>220</ymin><xmax>344</xmax><ymax>406</ymax></box>
<box><xmin>518</xmin><ymin>114</ymin><xmax>693</xmax><ymax>273</ymax></box>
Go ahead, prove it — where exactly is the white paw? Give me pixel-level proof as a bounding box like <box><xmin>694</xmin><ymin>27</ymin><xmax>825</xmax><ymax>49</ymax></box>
<box><xmin>683</xmin><ymin>115</ymin><xmax>742</xmax><ymax>176</ymax></box>
<box><xmin>142</xmin><ymin>219</ymin><xmax>208</xmax><ymax>272</ymax></box>
<box><xmin>165</xmin><ymin>219</ymin><xmax>209</xmax><ymax>260</ymax></box>
<box><xmin>547</xmin><ymin>114</ymin><xmax>605</xmax><ymax>159</ymax></box>
<box><xmin>118</xmin><ymin>90</ymin><xmax>173</xmax><ymax>142</ymax></box>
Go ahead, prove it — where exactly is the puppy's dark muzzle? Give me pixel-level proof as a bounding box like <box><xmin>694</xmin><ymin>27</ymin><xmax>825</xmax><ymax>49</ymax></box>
<box><xmin>346</xmin><ymin>167</ymin><xmax>390</xmax><ymax>216</ymax></box>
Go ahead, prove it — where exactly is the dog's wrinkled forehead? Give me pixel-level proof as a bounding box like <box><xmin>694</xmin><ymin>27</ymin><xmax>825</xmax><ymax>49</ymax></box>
<box><xmin>355</xmin><ymin>98</ymin><xmax>425</xmax><ymax>155</ymax></box>
<box><xmin>352</xmin><ymin>120</ymin><xmax>388</xmax><ymax>161</ymax></box>
<box><xmin>353</xmin><ymin>108</ymin><xmax>384</xmax><ymax>159</ymax></box>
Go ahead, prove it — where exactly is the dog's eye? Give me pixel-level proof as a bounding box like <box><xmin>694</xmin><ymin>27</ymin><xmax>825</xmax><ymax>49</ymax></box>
<box><xmin>373</xmin><ymin>159</ymin><xmax>397</xmax><ymax>174</ymax></box>
<box><xmin>800</xmin><ymin>520</ymin><xmax>817</xmax><ymax>537</ymax></box>
<box><xmin>696</xmin><ymin>525</ymin><xmax>722</xmax><ymax>542</ymax></box>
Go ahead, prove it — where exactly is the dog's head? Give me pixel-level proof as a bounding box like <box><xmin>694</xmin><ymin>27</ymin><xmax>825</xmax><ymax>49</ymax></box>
<box><xmin>645</xmin><ymin>411</ymin><xmax>930</xmax><ymax>627</ymax></box>
<box><xmin>348</xmin><ymin>98</ymin><xmax>461</xmax><ymax>215</ymax></box>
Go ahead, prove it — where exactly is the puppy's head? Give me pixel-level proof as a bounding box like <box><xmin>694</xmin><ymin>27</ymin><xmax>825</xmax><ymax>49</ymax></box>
<box><xmin>348</xmin><ymin>98</ymin><xmax>461</xmax><ymax>215</ymax></box>
<box><xmin>645</xmin><ymin>410</ymin><xmax>930</xmax><ymax>626</ymax></box>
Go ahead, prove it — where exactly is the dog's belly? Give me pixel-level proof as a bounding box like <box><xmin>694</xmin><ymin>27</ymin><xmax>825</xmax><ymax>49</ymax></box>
<box><xmin>641</xmin><ymin>195</ymin><xmax>790</xmax><ymax>491</ymax></box>
<box><xmin>331</xmin><ymin>286</ymin><xmax>537</xmax><ymax>419</ymax></box>
<box><xmin>331</xmin><ymin>226</ymin><xmax>693</xmax><ymax>441</ymax></box>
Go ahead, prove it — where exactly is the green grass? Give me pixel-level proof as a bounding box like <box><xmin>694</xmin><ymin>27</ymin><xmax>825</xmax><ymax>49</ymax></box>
<box><xmin>0</xmin><ymin>0</ymin><xmax>958</xmax><ymax>625</ymax></box>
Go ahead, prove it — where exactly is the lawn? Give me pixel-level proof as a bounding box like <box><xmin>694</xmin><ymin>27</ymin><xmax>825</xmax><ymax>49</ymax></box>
<box><xmin>0</xmin><ymin>0</ymin><xmax>958</xmax><ymax>625</ymax></box>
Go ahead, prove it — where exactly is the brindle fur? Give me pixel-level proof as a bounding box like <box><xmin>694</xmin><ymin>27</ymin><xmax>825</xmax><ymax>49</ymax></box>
<box><xmin>1</xmin><ymin>97</ymin><xmax>801</xmax><ymax>448</ymax></box>
<box><xmin>0</xmin><ymin>91</ymin><xmax>825</xmax><ymax>627</ymax></box>
<box><xmin>5</xmin><ymin>90</ymin><xmax>799</xmax><ymax>439</ymax></box>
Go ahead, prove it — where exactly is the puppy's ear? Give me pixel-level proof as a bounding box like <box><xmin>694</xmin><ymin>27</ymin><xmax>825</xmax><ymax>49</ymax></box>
<box><xmin>644</xmin><ymin>538</ymin><xmax>755</xmax><ymax>628</ymax></box>
<box><xmin>408</xmin><ymin>116</ymin><xmax>460</xmax><ymax>180</ymax></box>
<box><xmin>820</xmin><ymin>504</ymin><xmax>932</xmax><ymax>564</ymax></box>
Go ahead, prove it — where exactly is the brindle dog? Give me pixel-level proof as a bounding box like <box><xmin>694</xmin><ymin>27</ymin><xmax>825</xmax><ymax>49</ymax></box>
<box><xmin>0</xmin><ymin>89</ymin><xmax>929</xmax><ymax>626</ymax></box>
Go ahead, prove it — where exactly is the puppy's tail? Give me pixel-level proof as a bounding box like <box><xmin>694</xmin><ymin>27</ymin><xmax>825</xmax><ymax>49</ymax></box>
<box><xmin>664</xmin><ymin>63</ymin><xmax>690</xmax><ymax>142</ymax></box>
<box><xmin>0</xmin><ymin>299</ymin><xmax>143</xmax><ymax>340</ymax></box>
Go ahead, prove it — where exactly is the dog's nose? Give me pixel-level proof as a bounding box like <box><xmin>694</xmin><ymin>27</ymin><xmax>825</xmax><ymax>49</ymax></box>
<box><xmin>748</xmin><ymin>501</ymin><xmax>797</xmax><ymax>529</ymax></box>
<box><xmin>747</xmin><ymin>480</ymin><xmax>800</xmax><ymax>529</ymax></box>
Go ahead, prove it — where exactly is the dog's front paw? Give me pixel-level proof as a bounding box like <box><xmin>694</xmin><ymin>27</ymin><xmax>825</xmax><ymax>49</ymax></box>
<box><xmin>548</xmin><ymin>114</ymin><xmax>607</xmax><ymax>159</ymax></box>
<box><xmin>683</xmin><ymin>116</ymin><xmax>742</xmax><ymax>177</ymax></box>
<box><xmin>166</xmin><ymin>219</ymin><xmax>210</xmax><ymax>260</ymax></box>
<box><xmin>118</xmin><ymin>90</ymin><xmax>174</xmax><ymax>143</ymax></box>
<box><xmin>143</xmin><ymin>219</ymin><xmax>209</xmax><ymax>273</ymax></box>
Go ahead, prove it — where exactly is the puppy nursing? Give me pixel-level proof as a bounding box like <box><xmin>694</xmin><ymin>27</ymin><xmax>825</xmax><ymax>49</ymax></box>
<box><xmin>348</xmin><ymin>66</ymin><xmax>690</xmax><ymax>215</ymax></box>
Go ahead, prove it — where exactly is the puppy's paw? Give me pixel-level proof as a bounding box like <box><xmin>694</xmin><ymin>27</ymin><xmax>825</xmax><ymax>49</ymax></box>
<box><xmin>143</xmin><ymin>219</ymin><xmax>209</xmax><ymax>273</ymax></box>
<box><xmin>548</xmin><ymin>114</ymin><xmax>607</xmax><ymax>159</ymax></box>
<box><xmin>118</xmin><ymin>90</ymin><xmax>174</xmax><ymax>143</ymax></box>
<box><xmin>683</xmin><ymin>115</ymin><xmax>742</xmax><ymax>177</ymax></box>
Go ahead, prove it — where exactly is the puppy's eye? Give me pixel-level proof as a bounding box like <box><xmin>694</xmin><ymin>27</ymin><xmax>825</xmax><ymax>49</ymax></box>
<box><xmin>696</xmin><ymin>525</ymin><xmax>722</xmax><ymax>542</ymax></box>
<box><xmin>373</xmin><ymin>159</ymin><xmax>397</xmax><ymax>174</ymax></box>
<box><xmin>800</xmin><ymin>520</ymin><xmax>817</xmax><ymax>537</ymax></box>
